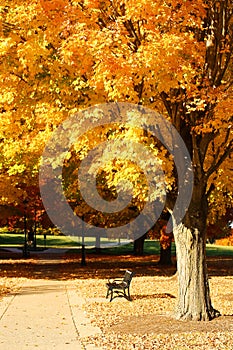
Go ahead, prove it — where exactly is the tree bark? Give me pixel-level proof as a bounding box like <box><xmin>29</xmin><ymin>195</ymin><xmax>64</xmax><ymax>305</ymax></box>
<box><xmin>133</xmin><ymin>234</ymin><xmax>146</xmax><ymax>255</ymax></box>
<box><xmin>158</xmin><ymin>245</ymin><xmax>172</xmax><ymax>265</ymax></box>
<box><xmin>158</xmin><ymin>224</ymin><xmax>173</xmax><ymax>265</ymax></box>
<box><xmin>173</xmin><ymin>188</ymin><xmax>220</xmax><ymax>321</ymax></box>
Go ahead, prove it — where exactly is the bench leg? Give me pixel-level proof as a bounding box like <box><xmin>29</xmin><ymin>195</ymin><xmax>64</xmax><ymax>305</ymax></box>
<box><xmin>124</xmin><ymin>287</ymin><xmax>131</xmax><ymax>301</ymax></box>
<box><xmin>128</xmin><ymin>288</ymin><xmax>132</xmax><ymax>301</ymax></box>
<box><xmin>106</xmin><ymin>288</ymin><xmax>114</xmax><ymax>301</ymax></box>
<box><xmin>107</xmin><ymin>287</ymin><xmax>132</xmax><ymax>302</ymax></box>
<box><xmin>106</xmin><ymin>287</ymin><xmax>110</xmax><ymax>299</ymax></box>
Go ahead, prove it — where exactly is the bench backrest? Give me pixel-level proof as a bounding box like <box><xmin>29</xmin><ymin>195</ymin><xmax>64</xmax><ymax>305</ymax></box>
<box><xmin>123</xmin><ymin>270</ymin><xmax>134</xmax><ymax>286</ymax></box>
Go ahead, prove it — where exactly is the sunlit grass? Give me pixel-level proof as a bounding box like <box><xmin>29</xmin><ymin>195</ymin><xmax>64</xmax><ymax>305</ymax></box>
<box><xmin>0</xmin><ymin>232</ymin><xmax>233</xmax><ymax>256</ymax></box>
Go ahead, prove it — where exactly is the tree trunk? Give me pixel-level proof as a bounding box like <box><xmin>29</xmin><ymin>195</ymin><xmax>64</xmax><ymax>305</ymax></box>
<box><xmin>133</xmin><ymin>235</ymin><xmax>146</xmax><ymax>255</ymax></box>
<box><xmin>173</xmin><ymin>190</ymin><xmax>220</xmax><ymax>321</ymax></box>
<box><xmin>95</xmin><ymin>235</ymin><xmax>101</xmax><ymax>253</ymax></box>
<box><xmin>158</xmin><ymin>244</ymin><xmax>172</xmax><ymax>265</ymax></box>
<box><xmin>158</xmin><ymin>224</ymin><xmax>173</xmax><ymax>265</ymax></box>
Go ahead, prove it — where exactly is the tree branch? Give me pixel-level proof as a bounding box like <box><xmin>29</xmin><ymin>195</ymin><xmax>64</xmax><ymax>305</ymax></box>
<box><xmin>206</xmin><ymin>133</ymin><xmax>233</xmax><ymax>179</ymax></box>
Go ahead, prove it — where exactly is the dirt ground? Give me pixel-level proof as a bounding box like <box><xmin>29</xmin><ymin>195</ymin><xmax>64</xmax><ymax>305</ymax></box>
<box><xmin>0</xmin><ymin>249</ymin><xmax>233</xmax><ymax>349</ymax></box>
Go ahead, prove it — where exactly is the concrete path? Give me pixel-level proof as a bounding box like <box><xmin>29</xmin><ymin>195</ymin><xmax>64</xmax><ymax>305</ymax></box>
<box><xmin>0</xmin><ymin>279</ymin><xmax>102</xmax><ymax>350</ymax></box>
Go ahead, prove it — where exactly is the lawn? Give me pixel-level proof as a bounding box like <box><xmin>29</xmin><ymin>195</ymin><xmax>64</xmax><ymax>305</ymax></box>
<box><xmin>1</xmin><ymin>232</ymin><xmax>233</xmax><ymax>257</ymax></box>
<box><xmin>0</xmin><ymin>232</ymin><xmax>81</xmax><ymax>247</ymax></box>
<box><xmin>0</xmin><ymin>232</ymin><xmax>131</xmax><ymax>249</ymax></box>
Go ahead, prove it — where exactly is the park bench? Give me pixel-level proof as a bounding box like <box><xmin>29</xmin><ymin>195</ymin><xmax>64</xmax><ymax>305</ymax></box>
<box><xmin>106</xmin><ymin>270</ymin><xmax>134</xmax><ymax>302</ymax></box>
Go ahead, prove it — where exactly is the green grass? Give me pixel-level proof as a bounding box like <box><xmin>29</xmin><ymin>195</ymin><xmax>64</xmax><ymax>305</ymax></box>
<box><xmin>98</xmin><ymin>240</ymin><xmax>177</xmax><ymax>255</ymax></box>
<box><xmin>205</xmin><ymin>243</ymin><xmax>233</xmax><ymax>256</ymax></box>
<box><xmin>94</xmin><ymin>240</ymin><xmax>233</xmax><ymax>256</ymax></box>
<box><xmin>0</xmin><ymin>233</ymin><xmax>81</xmax><ymax>248</ymax></box>
<box><xmin>0</xmin><ymin>233</ymin><xmax>133</xmax><ymax>250</ymax></box>
<box><xmin>98</xmin><ymin>240</ymin><xmax>233</xmax><ymax>256</ymax></box>
<box><xmin>1</xmin><ymin>233</ymin><xmax>233</xmax><ymax>256</ymax></box>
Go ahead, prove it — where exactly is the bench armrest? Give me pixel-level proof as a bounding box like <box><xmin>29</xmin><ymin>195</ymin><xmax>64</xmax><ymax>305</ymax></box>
<box><xmin>108</xmin><ymin>278</ymin><xmax>123</xmax><ymax>284</ymax></box>
<box><xmin>107</xmin><ymin>280</ymin><xmax>128</xmax><ymax>288</ymax></box>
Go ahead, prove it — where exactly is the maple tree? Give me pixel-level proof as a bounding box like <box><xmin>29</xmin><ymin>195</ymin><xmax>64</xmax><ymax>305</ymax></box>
<box><xmin>61</xmin><ymin>0</ymin><xmax>232</xmax><ymax>321</ymax></box>
<box><xmin>0</xmin><ymin>0</ymin><xmax>232</xmax><ymax>321</ymax></box>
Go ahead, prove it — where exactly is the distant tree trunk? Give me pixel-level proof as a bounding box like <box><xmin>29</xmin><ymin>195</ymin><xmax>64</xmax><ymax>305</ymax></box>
<box><xmin>158</xmin><ymin>245</ymin><xmax>172</xmax><ymax>265</ymax></box>
<box><xmin>133</xmin><ymin>234</ymin><xmax>146</xmax><ymax>255</ymax></box>
<box><xmin>158</xmin><ymin>225</ymin><xmax>173</xmax><ymax>265</ymax></box>
<box><xmin>173</xmin><ymin>184</ymin><xmax>220</xmax><ymax>321</ymax></box>
<box><xmin>95</xmin><ymin>235</ymin><xmax>101</xmax><ymax>253</ymax></box>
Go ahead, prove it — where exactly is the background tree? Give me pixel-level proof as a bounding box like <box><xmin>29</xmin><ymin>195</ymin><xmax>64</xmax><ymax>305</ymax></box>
<box><xmin>158</xmin><ymin>226</ymin><xmax>173</xmax><ymax>265</ymax></box>
<box><xmin>207</xmin><ymin>207</ymin><xmax>233</xmax><ymax>243</ymax></box>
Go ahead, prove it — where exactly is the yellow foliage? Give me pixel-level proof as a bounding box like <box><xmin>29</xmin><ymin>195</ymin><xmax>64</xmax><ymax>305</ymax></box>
<box><xmin>0</xmin><ymin>0</ymin><xmax>232</xmax><ymax>223</ymax></box>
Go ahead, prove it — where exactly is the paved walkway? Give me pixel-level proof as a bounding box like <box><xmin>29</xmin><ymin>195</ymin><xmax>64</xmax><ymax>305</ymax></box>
<box><xmin>0</xmin><ymin>279</ymin><xmax>103</xmax><ymax>350</ymax></box>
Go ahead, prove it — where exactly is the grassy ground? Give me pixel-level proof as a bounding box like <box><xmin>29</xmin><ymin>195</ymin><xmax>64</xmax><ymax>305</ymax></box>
<box><xmin>0</xmin><ymin>232</ymin><xmax>131</xmax><ymax>249</ymax></box>
<box><xmin>1</xmin><ymin>233</ymin><xmax>233</xmax><ymax>257</ymax></box>
<box><xmin>0</xmin><ymin>232</ymin><xmax>81</xmax><ymax>247</ymax></box>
